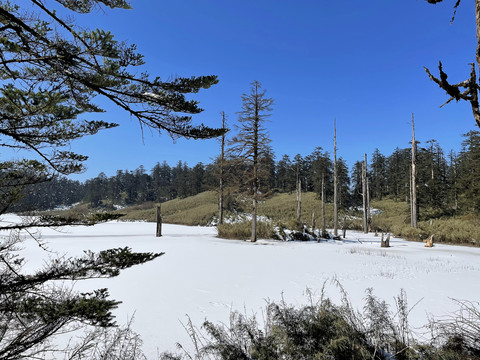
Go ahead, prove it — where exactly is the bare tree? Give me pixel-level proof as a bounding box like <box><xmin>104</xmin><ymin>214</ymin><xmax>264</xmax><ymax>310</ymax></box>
<box><xmin>362</xmin><ymin>154</ymin><xmax>369</xmax><ymax>234</ymax></box>
<box><xmin>424</xmin><ymin>0</ymin><xmax>480</xmax><ymax>128</ymax></box>
<box><xmin>296</xmin><ymin>168</ymin><xmax>302</xmax><ymax>227</ymax></box>
<box><xmin>333</xmin><ymin>119</ymin><xmax>339</xmax><ymax>237</ymax></box>
<box><xmin>321</xmin><ymin>172</ymin><xmax>327</xmax><ymax>237</ymax></box>
<box><xmin>411</xmin><ymin>114</ymin><xmax>418</xmax><ymax>228</ymax></box>
<box><xmin>218</xmin><ymin>112</ymin><xmax>228</xmax><ymax>224</ymax></box>
<box><xmin>228</xmin><ymin>81</ymin><xmax>273</xmax><ymax>242</ymax></box>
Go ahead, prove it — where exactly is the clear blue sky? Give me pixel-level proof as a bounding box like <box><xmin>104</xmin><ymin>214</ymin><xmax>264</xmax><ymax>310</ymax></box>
<box><xmin>66</xmin><ymin>0</ymin><xmax>477</xmax><ymax>180</ymax></box>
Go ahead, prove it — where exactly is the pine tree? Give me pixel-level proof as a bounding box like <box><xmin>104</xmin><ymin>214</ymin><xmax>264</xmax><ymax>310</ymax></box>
<box><xmin>0</xmin><ymin>0</ymin><xmax>222</xmax><ymax>357</ymax></box>
<box><xmin>386</xmin><ymin>148</ymin><xmax>410</xmax><ymax>202</ymax></box>
<box><xmin>275</xmin><ymin>154</ymin><xmax>295</xmax><ymax>192</ymax></box>
<box><xmin>370</xmin><ymin>149</ymin><xmax>387</xmax><ymax>200</ymax></box>
<box><xmin>458</xmin><ymin>130</ymin><xmax>480</xmax><ymax>211</ymax></box>
<box><xmin>351</xmin><ymin>160</ymin><xmax>364</xmax><ymax>207</ymax></box>
<box><xmin>228</xmin><ymin>81</ymin><xmax>273</xmax><ymax>242</ymax></box>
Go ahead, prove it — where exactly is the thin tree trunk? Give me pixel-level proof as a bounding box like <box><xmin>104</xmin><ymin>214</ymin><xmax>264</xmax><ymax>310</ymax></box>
<box><xmin>362</xmin><ymin>155</ymin><xmax>368</xmax><ymax>234</ymax></box>
<box><xmin>251</xmin><ymin>85</ymin><xmax>259</xmax><ymax>242</ymax></box>
<box><xmin>219</xmin><ymin>112</ymin><xmax>226</xmax><ymax>224</ymax></box>
<box><xmin>296</xmin><ymin>170</ymin><xmax>302</xmax><ymax>227</ymax></box>
<box><xmin>333</xmin><ymin>119</ymin><xmax>338</xmax><ymax>237</ymax></box>
<box><xmin>450</xmin><ymin>150</ymin><xmax>458</xmax><ymax>211</ymax></box>
<box><xmin>156</xmin><ymin>205</ymin><xmax>162</xmax><ymax>237</ymax></box>
<box><xmin>366</xmin><ymin>159</ymin><xmax>370</xmax><ymax>230</ymax></box>
<box><xmin>411</xmin><ymin>114</ymin><xmax>418</xmax><ymax>228</ymax></box>
<box><xmin>321</xmin><ymin>172</ymin><xmax>326</xmax><ymax>237</ymax></box>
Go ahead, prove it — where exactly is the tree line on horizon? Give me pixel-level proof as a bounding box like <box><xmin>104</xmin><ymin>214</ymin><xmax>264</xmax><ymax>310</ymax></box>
<box><xmin>14</xmin><ymin>129</ymin><xmax>480</xmax><ymax>218</ymax></box>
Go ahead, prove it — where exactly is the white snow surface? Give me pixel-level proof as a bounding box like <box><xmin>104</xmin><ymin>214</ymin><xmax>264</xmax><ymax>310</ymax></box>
<box><xmin>3</xmin><ymin>215</ymin><xmax>480</xmax><ymax>357</ymax></box>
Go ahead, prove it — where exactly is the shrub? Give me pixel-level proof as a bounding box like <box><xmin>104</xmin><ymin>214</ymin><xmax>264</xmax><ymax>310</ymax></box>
<box><xmin>160</xmin><ymin>288</ymin><xmax>480</xmax><ymax>360</ymax></box>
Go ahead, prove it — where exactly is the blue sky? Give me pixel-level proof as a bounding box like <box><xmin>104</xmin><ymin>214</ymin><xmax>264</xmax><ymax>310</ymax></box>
<box><xmin>66</xmin><ymin>0</ymin><xmax>477</xmax><ymax>180</ymax></box>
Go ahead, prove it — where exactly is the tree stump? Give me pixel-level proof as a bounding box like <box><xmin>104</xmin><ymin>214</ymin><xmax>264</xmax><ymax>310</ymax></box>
<box><xmin>424</xmin><ymin>235</ymin><xmax>434</xmax><ymax>247</ymax></box>
<box><xmin>381</xmin><ymin>233</ymin><xmax>390</xmax><ymax>247</ymax></box>
<box><xmin>156</xmin><ymin>206</ymin><xmax>162</xmax><ymax>237</ymax></box>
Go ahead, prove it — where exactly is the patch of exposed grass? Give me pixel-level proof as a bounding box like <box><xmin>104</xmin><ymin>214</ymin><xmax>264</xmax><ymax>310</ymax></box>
<box><xmin>370</xmin><ymin>199</ymin><xmax>480</xmax><ymax>246</ymax></box>
<box><xmin>217</xmin><ymin>221</ymin><xmax>275</xmax><ymax>240</ymax></box>
<box><xmin>258</xmin><ymin>192</ymin><xmax>337</xmax><ymax>229</ymax></box>
<box><xmin>117</xmin><ymin>191</ymin><xmax>219</xmax><ymax>226</ymax></box>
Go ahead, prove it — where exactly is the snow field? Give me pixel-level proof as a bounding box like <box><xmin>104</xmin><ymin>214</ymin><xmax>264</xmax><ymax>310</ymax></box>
<box><xmin>4</xmin><ymin>216</ymin><xmax>480</xmax><ymax>358</ymax></box>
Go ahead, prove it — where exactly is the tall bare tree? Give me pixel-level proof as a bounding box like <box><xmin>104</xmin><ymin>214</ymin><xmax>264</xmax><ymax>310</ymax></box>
<box><xmin>333</xmin><ymin>119</ymin><xmax>339</xmax><ymax>237</ymax></box>
<box><xmin>362</xmin><ymin>154</ymin><xmax>369</xmax><ymax>233</ymax></box>
<box><xmin>296</xmin><ymin>168</ymin><xmax>302</xmax><ymax>227</ymax></box>
<box><xmin>411</xmin><ymin>114</ymin><xmax>418</xmax><ymax>228</ymax></box>
<box><xmin>321</xmin><ymin>172</ymin><xmax>327</xmax><ymax>237</ymax></box>
<box><xmin>218</xmin><ymin>112</ymin><xmax>227</xmax><ymax>224</ymax></box>
<box><xmin>424</xmin><ymin>0</ymin><xmax>480</xmax><ymax>128</ymax></box>
<box><xmin>228</xmin><ymin>81</ymin><xmax>273</xmax><ymax>242</ymax></box>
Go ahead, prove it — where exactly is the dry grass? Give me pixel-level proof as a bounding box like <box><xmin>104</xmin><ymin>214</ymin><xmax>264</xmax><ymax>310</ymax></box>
<box><xmin>258</xmin><ymin>192</ymin><xmax>337</xmax><ymax>229</ymax></box>
<box><xmin>370</xmin><ymin>199</ymin><xmax>480</xmax><ymax>246</ymax></box>
<box><xmin>217</xmin><ymin>221</ymin><xmax>275</xmax><ymax>240</ymax></box>
<box><xmin>116</xmin><ymin>191</ymin><xmax>219</xmax><ymax>226</ymax></box>
<box><xmin>58</xmin><ymin>192</ymin><xmax>479</xmax><ymax>245</ymax></box>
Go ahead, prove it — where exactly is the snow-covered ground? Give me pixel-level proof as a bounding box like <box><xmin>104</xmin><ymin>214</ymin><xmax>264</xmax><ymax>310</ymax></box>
<box><xmin>3</xmin><ymin>215</ymin><xmax>480</xmax><ymax>358</ymax></box>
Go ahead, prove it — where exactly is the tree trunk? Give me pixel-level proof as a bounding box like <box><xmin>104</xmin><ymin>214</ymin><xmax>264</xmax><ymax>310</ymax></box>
<box><xmin>366</xmin><ymin>162</ymin><xmax>370</xmax><ymax>231</ymax></box>
<box><xmin>296</xmin><ymin>171</ymin><xmax>302</xmax><ymax>227</ymax></box>
<box><xmin>411</xmin><ymin>114</ymin><xmax>418</xmax><ymax>228</ymax></box>
<box><xmin>362</xmin><ymin>154</ymin><xmax>368</xmax><ymax>233</ymax></box>
<box><xmin>251</xmin><ymin>196</ymin><xmax>257</xmax><ymax>242</ymax></box>
<box><xmin>219</xmin><ymin>112</ymin><xmax>226</xmax><ymax>224</ymax></box>
<box><xmin>251</xmin><ymin>86</ymin><xmax>259</xmax><ymax>242</ymax></box>
<box><xmin>321</xmin><ymin>172</ymin><xmax>326</xmax><ymax>237</ymax></box>
<box><xmin>333</xmin><ymin>119</ymin><xmax>338</xmax><ymax>237</ymax></box>
<box><xmin>156</xmin><ymin>205</ymin><xmax>162</xmax><ymax>237</ymax></box>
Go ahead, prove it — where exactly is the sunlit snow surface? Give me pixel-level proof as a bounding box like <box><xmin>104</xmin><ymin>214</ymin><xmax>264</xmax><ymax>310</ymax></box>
<box><xmin>3</xmin><ymin>215</ymin><xmax>480</xmax><ymax>357</ymax></box>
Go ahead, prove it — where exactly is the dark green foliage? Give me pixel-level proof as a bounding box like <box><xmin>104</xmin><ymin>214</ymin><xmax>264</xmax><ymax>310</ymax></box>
<box><xmin>0</xmin><ymin>0</ymin><xmax>221</xmax><ymax>217</ymax></box>
<box><xmin>10</xmin><ymin>176</ymin><xmax>84</xmax><ymax>212</ymax></box>
<box><xmin>0</xmin><ymin>0</ymin><xmax>212</xmax><ymax>357</ymax></box>
<box><xmin>457</xmin><ymin>131</ymin><xmax>480</xmax><ymax>211</ymax></box>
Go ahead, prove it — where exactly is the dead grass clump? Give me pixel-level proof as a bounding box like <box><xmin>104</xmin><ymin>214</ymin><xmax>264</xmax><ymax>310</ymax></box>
<box><xmin>217</xmin><ymin>221</ymin><xmax>275</xmax><ymax>240</ymax></box>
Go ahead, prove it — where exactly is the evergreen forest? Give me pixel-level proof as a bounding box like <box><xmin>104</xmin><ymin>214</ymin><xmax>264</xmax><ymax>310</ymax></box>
<box><xmin>16</xmin><ymin>130</ymin><xmax>480</xmax><ymax>220</ymax></box>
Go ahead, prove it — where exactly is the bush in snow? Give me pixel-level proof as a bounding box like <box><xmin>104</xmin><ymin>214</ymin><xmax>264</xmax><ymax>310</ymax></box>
<box><xmin>159</xmin><ymin>288</ymin><xmax>480</xmax><ymax>360</ymax></box>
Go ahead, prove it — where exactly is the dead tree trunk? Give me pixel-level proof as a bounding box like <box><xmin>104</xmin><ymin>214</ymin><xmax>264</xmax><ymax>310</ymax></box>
<box><xmin>251</xmin><ymin>126</ymin><xmax>259</xmax><ymax>242</ymax></box>
<box><xmin>366</xmin><ymin>165</ymin><xmax>370</xmax><ymax>230</ymax></box>
<box><xmin>411</xmin><ymin>114</ymin><xmax>418</xmax><ymax>229</ymax></box>
<box><xmin>156</xmin><ymin>205</ymin><xmax>162</xmax><ymax>237</ymax></box>
<box><xmin>321</xmin><ymin>172</ymin><xmax>326</xmax><ymax>237</ymax></box>
<box><xmin>218</xmin><ymin>111</ymin><xmax>226</xmax><ymax>224</ymax></box>
<box><xmin>296</xmin><ymin>169</ymin><xmax>302</xmax><ymax>227</ymax></box>
<box><xmin>381</xmin><ymin>233</ymin><xmax>390</xmax><ymax>248</ymax></box>
<box><xmin>362</xmin><ymin>154</ymin><xmax>368</xmax><ymax>234</ymax></box>
<box><xmin>333</xmin><ymin>119</ymin><xmax>338</xmax><ymax>237</ymax></box>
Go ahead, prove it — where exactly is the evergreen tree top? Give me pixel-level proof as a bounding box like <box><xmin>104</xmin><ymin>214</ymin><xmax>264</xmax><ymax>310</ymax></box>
<box><xmin>0</xmin><ymin>0</ymin><xmax>222</xmax><ymax>175</ymax></box>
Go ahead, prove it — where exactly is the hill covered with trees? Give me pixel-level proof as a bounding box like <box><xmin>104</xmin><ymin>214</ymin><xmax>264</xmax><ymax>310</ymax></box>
<box><xmin>15</xmin><ymin>130</ymin><xmax>480</xmax><ymax>245</ymax></box>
